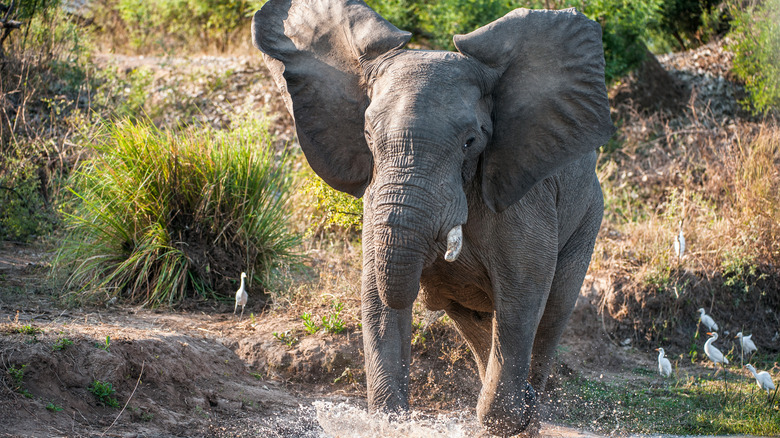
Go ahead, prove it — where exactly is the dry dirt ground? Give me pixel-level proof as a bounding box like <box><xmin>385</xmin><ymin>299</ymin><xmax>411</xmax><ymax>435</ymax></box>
<box><xmin>0</xmin><ymin>232</ymin><xmax>654</xmax><ymax>438</ymax></box>
<box><xmin>0</xmin><ymin>240</ymin><xmax>674</xmax><ymax>438</ymax></box>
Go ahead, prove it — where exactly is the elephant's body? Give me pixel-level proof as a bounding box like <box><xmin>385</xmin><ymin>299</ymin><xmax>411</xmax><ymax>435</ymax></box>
<box><xmin>253</xmin><ymin>1</ymin><xmax>613</xmax><ymax>435</ymax></box>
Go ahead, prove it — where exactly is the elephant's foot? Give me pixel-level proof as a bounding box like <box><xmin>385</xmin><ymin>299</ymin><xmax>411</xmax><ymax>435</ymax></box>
<box><xmin>477</xmin><ymin>381</ymin><xmax>536</xmax><ymax>437</ymax></box>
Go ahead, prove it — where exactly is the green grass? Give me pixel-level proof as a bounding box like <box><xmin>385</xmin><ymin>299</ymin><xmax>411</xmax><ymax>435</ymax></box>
<box><xmin>56</xmin><ymin>117</ymin><xmax>300</xmax><ymax>307</ymax></box>
<box><xmin>557</xmin><ymin>372</ymin><xmax>780</xmax><ymax>435</ymax></box>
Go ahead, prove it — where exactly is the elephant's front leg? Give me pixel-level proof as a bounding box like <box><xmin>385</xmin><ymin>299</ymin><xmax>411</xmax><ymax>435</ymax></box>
<box><xmin>477</xmin><ymin>233</ymin><xmax>557</xmax><ymax>435</ymax></box>
<box><xmin>361</xmin><ymin>246</ymin><xmax>413</xmax><ymax>414</ymax></box>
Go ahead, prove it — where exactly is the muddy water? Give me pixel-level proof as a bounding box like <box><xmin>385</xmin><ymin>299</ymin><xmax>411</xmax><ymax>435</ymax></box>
<box><xmin>289</xmin><ymin>400</ymin><xmax>759</xmax><ymax>438</ymax></box>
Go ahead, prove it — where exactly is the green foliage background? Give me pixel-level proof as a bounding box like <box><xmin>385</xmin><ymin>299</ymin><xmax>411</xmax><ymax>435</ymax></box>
<box><xmin>728</xmin><ymin>0</ymin><xmax>780</xmax><ymax>115</ymax></box>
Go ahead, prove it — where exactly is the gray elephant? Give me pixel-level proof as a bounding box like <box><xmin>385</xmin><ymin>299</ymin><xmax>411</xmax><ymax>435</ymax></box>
<box><xmin>252</xmin><ymin>0</ymin><xmax>613</xmax><ymax>435</ymax></box>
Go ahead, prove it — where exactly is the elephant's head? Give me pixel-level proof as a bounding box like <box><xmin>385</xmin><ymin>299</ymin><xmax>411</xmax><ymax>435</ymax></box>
<box><xmin>253</xmin><ymin>0</ymin><xmax>612</xmax><ymax>309</ymax></box>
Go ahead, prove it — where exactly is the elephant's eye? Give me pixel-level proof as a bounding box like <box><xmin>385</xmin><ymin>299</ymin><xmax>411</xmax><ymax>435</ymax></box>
<box><xmin>463</xmin><ymin>137</ymin><xmax>475</xmax><ymax>149</ymax></box>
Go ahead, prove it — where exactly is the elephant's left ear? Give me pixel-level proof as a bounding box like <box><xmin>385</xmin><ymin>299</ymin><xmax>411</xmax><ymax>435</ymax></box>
<box><xmin>454</xmin><ymin>8</ymin><xmax>615</xmax><ymax>213</ymax></box>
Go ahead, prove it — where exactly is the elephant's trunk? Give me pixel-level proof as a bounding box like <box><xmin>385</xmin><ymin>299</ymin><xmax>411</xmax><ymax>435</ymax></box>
<box><xmin>372</xmin><ymin>211</ymin><xmax>429</xmax><ymax>309</ymax></box>
<box><xmin>370</xmin><ymin>173</ymin><xmax>437</xmax><ymax>309</ymax></box>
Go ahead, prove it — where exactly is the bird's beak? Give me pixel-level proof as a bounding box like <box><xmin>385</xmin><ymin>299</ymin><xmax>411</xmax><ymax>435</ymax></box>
<box><xmin>706</xmin><ymin>332</ymin><xmax>713</xmax><ymax>336</ymax></box>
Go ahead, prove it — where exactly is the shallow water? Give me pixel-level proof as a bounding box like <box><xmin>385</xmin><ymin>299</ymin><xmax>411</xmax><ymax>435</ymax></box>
<box><xmin>310</xmin><ymin>400</ymin><xmax>760</xmax><ymax>438</ymax></box>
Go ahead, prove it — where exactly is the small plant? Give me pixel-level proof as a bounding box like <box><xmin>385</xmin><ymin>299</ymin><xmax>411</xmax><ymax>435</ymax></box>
<box><xmin>322</xmin><ymin>301</ymin><xmax>346</xmax><ymax>334</ymax></box>
<box><xmin>411</xmin><ymin>321</ymin><xmax>427</xmax><ymax>347</ymax></box>
<box><xmin>96</xmin><ymin>335</ymin><xmax>111</xmax><ymax>352</ymax></box>
<box><xmin>15</xmin><ymin>325</ymin><xmax>41</xmax><ymax>335</ymax></box>
<box><xmin>46</xmin><ymin>402</ymin><xmax>63</xmax><ymax>412</ymax></box>
<box><xmin>52</xmin><ymin>337</ymin><xmax>74</xmax><ymax>351</ymax></box>
<box><xmin>272</xmin><ymin>330</ymin><xmax>299</xmax><ymax>347</ymax></box>
<box><xmin>6</xmin><ymin>364</ymin><xmax>32</xmax><ymax>397</ymax></box>
<box><xmin>7</xmin><ymin>364</ymin><xmax>26</xmax><ymax>385</ymax></box>
<box><xmin>301</xmin><ymin>312</ymin><xmax>321</xmax><ymax>334</ymax></box>
<box><xmin>88</xmin><ymin>380</ymin><xmax>120</xmax><ymax>408</ymax></box>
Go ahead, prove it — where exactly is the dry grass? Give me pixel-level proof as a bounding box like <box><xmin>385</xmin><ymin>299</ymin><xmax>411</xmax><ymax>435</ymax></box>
<box><xmin>593</xmin><ymin>94</ymin><xmax>780</xmax><ymax>350</ymax></box>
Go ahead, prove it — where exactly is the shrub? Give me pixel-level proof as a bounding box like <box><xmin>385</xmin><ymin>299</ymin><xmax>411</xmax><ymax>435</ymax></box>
<box><xmin>728</xmin><ymin>0</ymin><xmax>780</xmax><ymax>115</ymax></box>
<box><xmin>56</xmin><ymin>117</ymin><xmax>300</xmax><ymax>307</ymax></box>
<box><xmin>654</xmin><ymin>0</ymin><xmax>723</xmax><ymax>51</ymax></box>
<box><xmin>0</xmin><ymin>0</ymin><xmax>96</xmax><ymax>241</ymax></box>
<box><xmin>0</xmin><ymin>157</ymin><xmax>55</xmax><ymax>241</ymax></box>
<box><xmin>300</xmin><ymin>175</ymin><xmax>363</xmax><ymax>237</ymax></box>
<box><xmin>90</xmin><ymin>0</ymin><xmax>267</xmax><ymax>53</ymax></box>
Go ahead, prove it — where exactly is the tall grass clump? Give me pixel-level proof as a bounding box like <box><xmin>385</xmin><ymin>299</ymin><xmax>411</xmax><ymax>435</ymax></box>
<box><xmin>56</xmin><ymin>118</ymin><xmax>300</xmax><ymax>307</ymax></box>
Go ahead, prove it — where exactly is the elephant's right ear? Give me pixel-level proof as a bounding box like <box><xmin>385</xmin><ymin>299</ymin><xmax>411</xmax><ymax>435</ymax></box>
<box><xmin>253</xmin><ymin>0</ymin><xmax>411</xmax><ymax>198</ymax></box>
<box><xmin>454</xmin><ymin>8</ymin><xmax>614</xmax><ymax>212</ymax></box>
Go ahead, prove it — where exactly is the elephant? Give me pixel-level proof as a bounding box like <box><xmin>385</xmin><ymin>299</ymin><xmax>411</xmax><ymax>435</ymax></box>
<box><xmin>252</xmin><ymin>0</ymin><xmax>614</xmax><ymax>435</ymax></box>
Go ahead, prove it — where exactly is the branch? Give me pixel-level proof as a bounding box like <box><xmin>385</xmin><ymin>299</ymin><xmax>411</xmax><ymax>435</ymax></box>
<box><xmin>0</xmin><ymin>20</ymin><xmax>22</xmax><ymax>29</ymax></box>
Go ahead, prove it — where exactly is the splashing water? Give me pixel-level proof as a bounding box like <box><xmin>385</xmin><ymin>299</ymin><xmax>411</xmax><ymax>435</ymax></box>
<box><xmin>314</xmin><ymin>401</ymin><xmax>483</xmax><ymax>438</ymax></box>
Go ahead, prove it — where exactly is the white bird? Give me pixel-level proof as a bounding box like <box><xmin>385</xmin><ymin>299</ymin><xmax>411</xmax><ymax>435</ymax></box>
<box><xmin>745</xmin><ymin>364</ymin><xmax>776</xmax><ymax>396</ymax></box>
<box><xmin>674</xmin><ymin>220</ymin><xmax>685</xmax><ymax>261</ymax></box>
<box><xmin>697</xmin><ymin>308</ymin><xmax>719</xmax><ymax>332</ymax></box>
<box><xmin>234</xmin><ymin>272</ymin><xmax>248</xmax><ymax>320</ymax></box>
<box><xmin>656</xmin><ymin>348</ymin><xmax>672</xmax><ymax>377</ymax></box>
<box><xmin>735</xmin><ymin>332</ymin><xmax>757</xmax><ymax>356</ymax></box>
<box><xmin>704</xmin><ymin>332</ymin><xmax>729</xmax><ymax>366</ymax></box>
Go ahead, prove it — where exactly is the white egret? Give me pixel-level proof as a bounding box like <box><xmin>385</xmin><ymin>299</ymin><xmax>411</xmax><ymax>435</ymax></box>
<box><xmin>697</xmin><ymin>308</ymin><xmax>719</xmax><ymax>332</ymax></box>
<box><xmin>735</xmin><ymin>332</ymin><xmax>757</xmax><ymax>356</ymax></box>
<box><xmin>745</xmin><ymin>364</ymin><xmax>776</xmax><ymax>396</ymax></box>
<box><xmin>704</xmin><ymin>332</ymin><xmax>729</xmax><ymax>366</ymax></box>
<box><xmin>655</xmin><ymin>348</ymin><xmax>672</xmax><ymax>377</ymax></box>
<box><xmin>234</xmin><ymin>272</ymin><xmax>248</xmax><ymax>320</ymax></box>
<box><xmin>674</xmin><ymin>220</ymin><xmax>685</xmax><ymax>261</ymax></box>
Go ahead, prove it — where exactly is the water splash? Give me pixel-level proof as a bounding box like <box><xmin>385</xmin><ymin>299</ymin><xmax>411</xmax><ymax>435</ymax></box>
<box><xmin>314</xmin><ymin>401</ymin><xmax>482</xmax><ymax>438</ymax></box>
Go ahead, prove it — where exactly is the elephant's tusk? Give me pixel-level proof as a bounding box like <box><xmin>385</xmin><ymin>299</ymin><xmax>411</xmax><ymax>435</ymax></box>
<box><xmin>444</xmin><ymin>225</ymin><xmax>463</xmax><ymax>262</ymax></box>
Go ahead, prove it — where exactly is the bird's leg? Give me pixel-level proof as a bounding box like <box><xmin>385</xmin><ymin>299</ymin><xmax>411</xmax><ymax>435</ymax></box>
<box><xmin>240</xmin><ymin>306</ymin><xmax>245</xmax><ymax>321</ymax></box>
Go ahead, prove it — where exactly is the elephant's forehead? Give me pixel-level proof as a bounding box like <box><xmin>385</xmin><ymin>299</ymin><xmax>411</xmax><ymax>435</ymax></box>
<box><xmin>376</xmin><ymin>50</ymin><xmax>477</xmax><ymax>85</ymax></box>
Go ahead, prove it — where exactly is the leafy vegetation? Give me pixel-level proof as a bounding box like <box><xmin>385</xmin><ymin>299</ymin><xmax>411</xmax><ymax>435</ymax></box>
<box><xmin>56</xmin><ymin>118</ymin><xmax>300</xmax><ymax>306</ymax></box>
<box><xmin>301</xmin><ymin>176</ymin><xmax>363</xmax><ymax>237</ymax></box>
<box><xmin>88</xmin><ymin>380</ymin><xmax>120</xmax><ymax>408</ymax></box>
<box><xmin>272</xmin><ymin>330</ymin><xmax>299</xmax><ymax>347</ymax></box>
<box><xmin>728</xmin><ymin>0</ymin><xmax>780</xmax><ymax>115</ymax></box>
<box><xmin>5</xmin><ymin>364</ymin><xmax>33</xmax><ymax>398</ymax></box>
<box><xmin>96</xmin><ymin>335</ymin><xmax>111</xmax><ymax>352</ymax></box>
<box><xmin>52</xmin><ymin>337</ymin><xmax>74</xmax><ymax>351</ymax></box>
<box><xmin>45</xmin><ymin>402</ymin><xmax>64</xmax><ymax>412</ymax></box>
<box><xmin>90</xmin><ymin>0</ymin><xmax>267</xmax><ymax>53</ymax></box>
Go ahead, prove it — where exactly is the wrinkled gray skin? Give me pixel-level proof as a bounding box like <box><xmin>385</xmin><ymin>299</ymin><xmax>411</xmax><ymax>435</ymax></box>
<box><xmin>253</xmin><ymin>1</ymin><xmax>613</xmax><ymax>435</ymax></box>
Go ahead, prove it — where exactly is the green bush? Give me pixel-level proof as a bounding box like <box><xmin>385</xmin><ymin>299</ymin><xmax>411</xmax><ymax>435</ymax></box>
<box><xmin>368</xmin><ymin>0</ymin><xmax>662</xmax><ymax>82</ymax></box>
<box><xmin>92</xmin><ymin>0</ymin><xmax>267</xmax><ymax>53</ymax></box>
<box><xmin>57</xmin><ymin>117</ymin><xmax>300</xmax><ymax>307</ymax></box>
<box><xmin>654</xmin><ymin>0</ymin><xmax>723</xmax><ymax>51</ymax></box>
<box><xmin>0</xmin><ymin>158</ymin><xmax>55</xmax><ymax>241</ymax></box>
<box><xmin>301</xmin><ymin>176</ymin><xmax>363</xmax><ymax>236</ymax></box>
<box><xmin>728</xmin><ymin>0</ymin><xmax>780</xmax><ymax>115</ymax></box>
